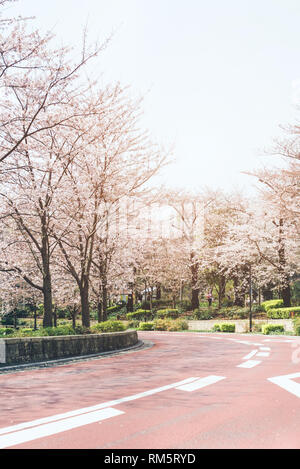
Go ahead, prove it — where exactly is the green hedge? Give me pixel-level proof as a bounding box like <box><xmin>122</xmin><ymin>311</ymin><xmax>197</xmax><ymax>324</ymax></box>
<box><xmin>266</xmin><ymin>306</ymin><xmax>300</xmax><ymax>319</ymax></box>
<box><xmin>138</xmin><ymin>322</ymin><xmax>154</xmax><ymax>331</ymax></box>
<box><xmin>261</xmin><ymin>299</ymin><xmax>283</xmax><ymax>311</ymax></box>
<box><xmin>155</xmin><ymin>309</ymin><xmax>179</xmax><ymax>319</ymax></box>
<box><xmin>0</xmin><ymin>328</ymin><xmax>15</xmax><ymax>337</ymax></box>
<box><xmin>261</xmin><ymin>324</ymin><xmax>285</xmax><ymax>335</ymax></box>
<box><xmin>213</xmin><ymin>323</ymin><xmax>236</xmax><ymax>333</ymax></box>
<box><xmin>126</xmin><ymin>309</ymin><xmax>152</xmax><ymax>321</ymax></box>
<box><xmin>193</xmin><ymin>309</ymin><xmax>215</xmax><ymax>320</ymax></box>
<box><xmin>0</xmin><ymin>321</ymin><xmax>127</xmax><ymax>338</ymax></box>
<box><xmin>152</xmin><ymin>318</ymin><xmax>188</xmax><ymax>332</ymax></box>
<box><xmin>91</xmin><ymin>320</ymin><xmax>126</xmax><ymax>333</ymax></box>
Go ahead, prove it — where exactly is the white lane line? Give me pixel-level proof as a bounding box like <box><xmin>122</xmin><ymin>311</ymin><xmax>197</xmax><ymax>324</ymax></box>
<box><xmin>0</xmin><ymin>377</ymin><xmax>199</xmax><ymax>437</ymax></box>
<box><xmin>228</xmin><ymin>339</ymin><xmax>252</xmax><ymax>345</ymax></box>
<box><xmin>256</xmin><ymin>352</ymin><xmax>270</xmax><ymax>357</ymax></box>
<box><xmin>243</xmin><ymin>350</ymin><xmax>258</xmax><ymax>360</ymax></box>
<box><xmin>0</xmin><ymin>408</ymin><xmax>123</xmax><ymax>449</ymax></box>
<box><xmin>260</xmin><ymin>347</ymin><xmax>271</xmax><ymax>351</ymax></box>
<box><xmin>237</xmin><ymin>360</ymin><xmax>262</xmax><ymax>368</ymax></box>
<box><xmin>268</xmin><ymin>372</ymin><xmax>300</xmax><ymax>398</ymax></box>
<box><xmin>175</xmin><ymin>375</ymin><xmax>225</xmax><ymax>392</ymax></box>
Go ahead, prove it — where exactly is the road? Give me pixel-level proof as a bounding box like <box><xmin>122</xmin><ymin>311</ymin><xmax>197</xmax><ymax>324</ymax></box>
<box><xmin>0</xmin><ymin>331</ymin><xmax>299</xmax><ymax>449</ymax></box>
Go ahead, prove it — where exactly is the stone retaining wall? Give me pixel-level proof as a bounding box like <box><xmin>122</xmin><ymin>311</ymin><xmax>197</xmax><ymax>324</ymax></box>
<box><xmin>0</xmin><ymin>330</ymin><xmax>138</xmax><ymax>366</ymax></box>
<box><xmin>188</xmin><ymin>319</ymin><xmax>294</xmax><ymax>333</ymax></box>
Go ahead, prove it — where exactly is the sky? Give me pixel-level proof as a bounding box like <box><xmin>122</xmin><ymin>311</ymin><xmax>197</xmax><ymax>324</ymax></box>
<box><xmin>7</xmin><ymin>0</ymin><xmax>300</xmax><ymax>195</ymax></box>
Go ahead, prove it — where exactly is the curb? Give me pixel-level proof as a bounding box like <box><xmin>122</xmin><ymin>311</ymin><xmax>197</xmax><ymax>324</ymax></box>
<box><xmin>0</xmin><ymin>340</ymin><xmax>153</xmax><ymax>375</ymax></box>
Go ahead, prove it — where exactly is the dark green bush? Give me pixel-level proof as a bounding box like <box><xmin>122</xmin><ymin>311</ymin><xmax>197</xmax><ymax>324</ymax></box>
<box><xmin>91</xmin><ymin>320</ymin><xmax>126</xmax><ymax>333</ymax></box>
<box><xmin>193</xmin><ymin>309</ymin><xmax>214</xmax><ymax>320</ymax></box>
<box><xmin>155</xmin><ymin>309</ymin><xmax>179</xmax><ymax>319</ymax></box>
<box><xmin>126</xmin><ymin>309</ymin><xmax>152</xmax><ymax>321</ymax></box>
<box><xmin>152</xmin><ymin>318</ymin><xmax>188</xmax><ymax>332</ymax></box>
<box><xmin>267</xmin><ymin>306</ymin><xmax>300</xmax><ymax>319</ymax></box>
<box><xmin>0</xmin><ymin>327</ymin><xmax>14</xmax><ymax>336</ymax></box>
<box><xmin>262</xmin><ymin>324</ymin><xmax>285</xmax><ymax>335</ymax></box>
<box><xmin>261</xmin><ymin>299</ymin><xmax>284</xmax><ymax>311</ymax></box>
<box><xmin>43</xmin><ymin>325</ymin><xmax>76</xmax><ymax>336</ymax></box>
<box><xmin>220</xmin><ymin>323</ymin><xmax>235</xmax><ymax>333</ymax></box>
<box><xmin>138</xmin><ymin>322</ymin><xmax>154</xmax><ymax>331</ymax></box>
<box><xmin>127</xmin><ymin>320</ymin><xmax>140</xmax><ymax>329</ymax></box>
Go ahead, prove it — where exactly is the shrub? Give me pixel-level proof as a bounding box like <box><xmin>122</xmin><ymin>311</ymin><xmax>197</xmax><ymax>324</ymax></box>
<box><xmin>176</xmin><ymin>300</ymin><xmax>193</xmax><ymax>312</ymax></box>
<box><xmin>261</xmin><ymin>299</ymin><xmax>284</xmax><ymax>312</ymax></box>
<box><xmin>193</xmin><ymin>309</ymin><xmax>214</xmax><ymax>320</ymax></box>
<box><xmin>0</xmin><ymin>328</ymin><xmax>14</xmax><ymax>337</ymax></box>
<box><xmin>155</xmin><ymin>309</ymin><xmax>179</xmax><ymax>319</ymax></box>
<box><xmin>261</xmin><ymin>324</ymin><xmax>285</xmax><ymax>335</ymax></box>
<box><xmin>17</xmin><ymin>328</ymin><xmax>37</xmax><ymax>337</ymax></box>
<box><xmin>213</xmin><ymin>324</ymin><xmax>221</xmax><ymax>332</ymax></box>
<box><xmin>220</xmin><ymin>323</ymin><xmax>235</xmax><ymax>333</ymax></box>
<box><xmin>153</xmin><ymin>319</ymin><xmax>170</xmax><ymax>331</ymax></box>
<box><xmin>127</xmin><ymin>320</ymin><xmax>140</xmax><ymax>329</ymax></box>
<box><xmin>153</xmin><ymin>318</ymin><xmax>188</xmax><ymax>332</ymax></box>
<box><xmin>43</xmin><ymin>325</ymin><xmax>76</xmax><ymax>336</ymax></box>
<box><xmin>221</xmin><ymin>298</ymin><xmax>234</xmax><ymax>307</ymax></box>
<box><xmin>74</xmin><ymin>325</ymin><xmax>91</xmax><ymax>335</ymax></box>
<box><xmin>293</xmin><ymin>319</ymin><xmax>300</xmax><ymax>336</ymax></box>
<box><xmin>266</xmin><ymin>306</ymin><xmax>300</xmax><ymax>319</ymax></box>
<box><xmin>174</xmin><ymin>319</ymin><xmax>189</xmax><ymax>331</ymax></box>
<box><xmin>138</xmin><ymin>322</ymin><xmax>154</xmax><ymax>331</ymax></box>
<box><xmin>91</xmin><ymin>320</ymin><xmax>126</xmax><ymax>333</ymax></box>
<box><xmin>126</xmin><ymin>310</ymin><xmax>152</xmax><ymax>321</ymax></box>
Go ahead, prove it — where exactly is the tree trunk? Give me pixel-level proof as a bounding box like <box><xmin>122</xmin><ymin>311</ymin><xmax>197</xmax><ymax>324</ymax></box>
<box><xmin>80</xmin><ymin>282</ymin><xmax>90</xmax><ymax>328</ymax></box>
<box><xmin>102</xmin><ymin>287</ymin><xmax>108</xmax><ymax>322</ymax></box>
<box><xmin>53</xmin><ymin>307</ymin><xmax>57</xmax><ymax>328</ymax></box>
<box><xmin>97</xmin><ymin>301</ymin><xmax>103</xmax><ymax>323</ymax></box>
<box><xmin>156</xmin><ymin>283</ymin><xmax>161</xmax><ymax>300</ymax></box>
<box><xmin>218</xmin><ymin>275</ymin><xmax>226</xmax><ymax>309</ymax></box>
<box><xmin>43</xmin><ymin>272</ymin><xmax>53</xmax><ymax>327</ymax></box>
<box><xmin>233</xmin><ymin>276</ymin><xmax>245</xmax><ymax>307</ymax></box>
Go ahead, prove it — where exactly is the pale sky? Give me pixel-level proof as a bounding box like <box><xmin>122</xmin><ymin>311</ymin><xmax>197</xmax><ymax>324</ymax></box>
<box><xmin>7</xmin><ymin>0</ymin><xmax>300</xmax><ymax>194</ymax></box>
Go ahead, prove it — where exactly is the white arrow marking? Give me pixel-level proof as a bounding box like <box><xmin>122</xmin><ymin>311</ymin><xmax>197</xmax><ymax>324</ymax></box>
<box><xmin>268</xmin><ymin>372</ymin><xmax>300</xmax><ymax>398</ymax></box>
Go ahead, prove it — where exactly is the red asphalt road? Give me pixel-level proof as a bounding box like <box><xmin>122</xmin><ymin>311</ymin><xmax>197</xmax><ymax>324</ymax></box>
<box><xmin>0</xmin><ymin>331</ymin><xmax>299</xmax><ymax>449</ymax></box>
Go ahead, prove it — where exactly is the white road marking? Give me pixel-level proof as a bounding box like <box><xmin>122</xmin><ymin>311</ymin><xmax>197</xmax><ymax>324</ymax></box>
<box><xmin>260</xmin><ymin>347</ymin><xmax>271</xmax><ymax>351</ymax></box>
<box><xmin>237</xmin><ymin>360</ymin><xmax>262</xmax><ymax>368</ymax></box>
<box><xmin>175</xmin><ymin>375</ymin><xmax>226</xmax><ymax>392</ymax></box>
<box><xmin>0</xmin><ymin>377</ymin><xmax>199</xmax><ymax>437</ymax></box>
<box><xmin>256</xmin><ymin>352</ymin><xmax>270</xmax><ymax>357</ymax></box>
<box><xmin>268</xmin><ymin>372</ymin><xmax>300</xmax><ymax>398</ymax></box>
<box><xmin>228</xmin><ymin>339</ymin><xmax>252</xmax><ymax>345</ymax></box>
<box><xmin>0</xmin><ymin>407</ymin><xmax>123</xmax><ymax>449</ymax></box>
<box><xmin>243</xmin><ymin>350</ymin><xmax>258</xmax><ymax>360</ymax></box>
